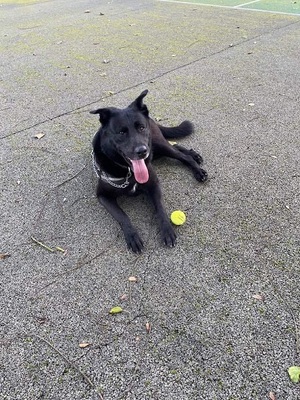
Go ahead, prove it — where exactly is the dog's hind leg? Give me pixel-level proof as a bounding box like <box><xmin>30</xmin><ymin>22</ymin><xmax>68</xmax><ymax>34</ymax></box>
<box><xmin>153</xmin><ymin>142</ymin><xmax>208</xmax><ymax>182</ymax></box>
<box><xmin>98</xmin><ymin>195</ymin><xmax>144</xmax><ymax>253</ymax></box>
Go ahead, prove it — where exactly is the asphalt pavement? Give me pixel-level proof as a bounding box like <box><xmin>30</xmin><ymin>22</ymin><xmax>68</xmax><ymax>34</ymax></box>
<box><xmin>0</xmin><ymin>0</ymin><xmax>299</xmax><ymax>399</ymax></box>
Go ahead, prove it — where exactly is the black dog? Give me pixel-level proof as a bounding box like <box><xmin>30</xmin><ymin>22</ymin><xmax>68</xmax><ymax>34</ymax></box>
<box><xmin>91</xmin><ymin>90</ymin><xmax>207</xmax><ymax>253</ymax></box>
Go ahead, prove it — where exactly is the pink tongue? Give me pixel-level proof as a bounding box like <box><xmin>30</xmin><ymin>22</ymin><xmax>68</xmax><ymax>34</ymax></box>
<box><xmin>130</xmin><ymin>159</ymin><xmax>149</xmax><ymax>184</ymax></box>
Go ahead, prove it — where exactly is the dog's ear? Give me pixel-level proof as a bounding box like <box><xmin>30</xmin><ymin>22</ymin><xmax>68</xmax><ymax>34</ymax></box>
<box><xmin>90</xmin><ymin>108</ymin><xmax>111</xmax><ymax>125</ymax></box>
<box><xmin>129</xmin><ymin>89</ymin><xmax>149</xmax><ymax>116</ymax></box>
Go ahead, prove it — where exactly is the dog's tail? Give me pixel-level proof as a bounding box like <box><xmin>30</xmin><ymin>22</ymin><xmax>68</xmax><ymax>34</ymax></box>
<box><xmin>159</xmin><ymin>120</ymin><xmax>194</xmax><ymax>139</ymax></box>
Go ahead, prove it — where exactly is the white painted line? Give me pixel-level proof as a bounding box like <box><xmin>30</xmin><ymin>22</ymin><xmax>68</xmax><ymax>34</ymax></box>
<box><xmin>234</xmin><ymin>0</ymin><xmax>260</xmax><ymax>8</ymax></box>
<box><xmin>159</xmin><ymin>0</ymin><xmax>300</xmax><ymax>17</ymax></box>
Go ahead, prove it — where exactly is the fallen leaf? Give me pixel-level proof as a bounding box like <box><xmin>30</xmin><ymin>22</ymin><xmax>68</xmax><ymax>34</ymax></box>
<box><xmin>84</xmin><ymin>10</ymin><xmax>90</xmax><ymax>13</ymax></box>
<box><xmin>269</xmin><ymin>392</ymin><xmax>276</xmax><ymax>400</ymax></box>
<box><xmin>252</xmin><ymin>294</ymin><xmax>265</xmax><ymax>301</ymax></box>
<box><xmin>288</xmin><ymin>365</ymin><xmax>300</xmax><ymax>383</ymax></box>
<box><xmin>36</xmin><ymin>316</ymin><xmax>47</xmax><ymax>324</ymax></box>
<box><xmin>79</xmin><ymin>342</ymin><xmax>91</xmax><ymax>348</ymax></box>
<box><xmin>103</xmin><ymin>59</ymin><xmax>110</xmax><ymax>64</ymax></box>
<box><xmin>248</xmin><ymin>102</ymin><xmax>255</xmax><ymax>106</ymax></box>
<box><xmin>34</xmin><ymin>133</ymin><xmax>45</xmax><ymax>139</ymax></box>
<box><xmin>128</xmin><ymin>276</ymin><xmax>137</xmax><ymax>282</ymax></box>
<box><xmin>120</xmin><ymin>294</ymin><xmax>128</xmax><ymax>301</ymax></box>
<box><xmin>145</xmin><ymin>322</ymin><xmax>151</xmax><ymax>333</ymax></box>
<box><xmin>0</xmin><ymin>253</ymin><xmax>10</xmax><ymax>260</ymax></box>
<box><xmin>109</xmin><ymin>306</ymin><xmax>123</xmax><ymax>315</ymax></box>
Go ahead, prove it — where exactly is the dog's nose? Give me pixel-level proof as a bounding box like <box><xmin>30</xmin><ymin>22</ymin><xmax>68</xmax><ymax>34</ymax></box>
<box><xmin>135</xmin><ymin>145</ymin><xmax>148</xmax><ymax>159</ymax></box>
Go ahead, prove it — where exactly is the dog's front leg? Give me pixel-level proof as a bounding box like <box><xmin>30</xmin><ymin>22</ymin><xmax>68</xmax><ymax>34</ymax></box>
<box><xmin>98</xmin><ymin>195</ymin><xmax>144</xmax><ymax>253</ymax></box>
<box><xmin>146</xmin><ymin>178</ymin><xmax>177</xmax><ymax>248</ymax></box>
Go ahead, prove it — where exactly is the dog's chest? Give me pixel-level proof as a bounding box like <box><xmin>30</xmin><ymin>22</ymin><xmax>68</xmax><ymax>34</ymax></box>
<box><xmin>128</xmin><ymin>183</ymin><xmax>138</xmax><ymax>195</ymax></box>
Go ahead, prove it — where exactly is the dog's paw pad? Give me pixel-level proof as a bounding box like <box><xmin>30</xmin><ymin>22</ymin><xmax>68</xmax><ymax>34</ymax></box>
<box><xmin>195</xmin><ymin>168</ymin><xmax>208</xmax><ymax>182</ymax></box>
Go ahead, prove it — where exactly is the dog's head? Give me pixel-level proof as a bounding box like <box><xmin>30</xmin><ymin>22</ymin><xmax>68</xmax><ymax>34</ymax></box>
<box><xmin>91</xmin><ymin>90</ymin><xmax>151</xmax><ymax>184</ymax></box>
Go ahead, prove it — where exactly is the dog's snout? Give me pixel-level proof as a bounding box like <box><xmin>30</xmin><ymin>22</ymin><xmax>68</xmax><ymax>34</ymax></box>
<box><xmin>135</xmin><ymin>145</ymin><xmax>148</xmax><ymax>159</ymax></box>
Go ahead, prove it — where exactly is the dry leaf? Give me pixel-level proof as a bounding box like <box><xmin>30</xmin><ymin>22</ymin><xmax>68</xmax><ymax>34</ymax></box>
<box><xmin>269</xmin><ymin>392</ymin><xmax>276</xmax><ymax>400</ymax></box>
<box><xmin>120</xmin><ymin>294</ymin><xmax>128</xmax><ymax>301</ymax></box>
<box><xmin>128</xmin><ymin>276</ymin><xmax>137</xmax><ymax>282</ymax></box>
<box><xmin>34</xmin><ymin>133</ymin><xmax>45</xmax><ymax>140</ymax></box>
<box><xmin>79</xmin><ymin>342</ymin><xmax>90</xmax><ymax>348</ymax></box>
<box><xmin>36</xmin><ymin>316</ymin><xmax>47</xmax><ymax>324</ymax></box>
<box><xmin>0</xmin><ymin>253</ymin><xmax>10</xmax><ymax>260</ymax></box>
<box><xmin>252</xmin><ymin>294</ymin><xmax>265</xmax><ymax>301</ymax></box>
<box><xmin>145</xmin><ymin>322</ymin><xmax>151</xmax><ymax>333</ymax></box>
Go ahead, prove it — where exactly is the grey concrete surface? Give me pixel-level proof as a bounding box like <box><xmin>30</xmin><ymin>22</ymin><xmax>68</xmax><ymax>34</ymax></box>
<box><xmin>0</xmin><ymin>0</ymin><xmax>299</xmax><ymax>399</ymax></box>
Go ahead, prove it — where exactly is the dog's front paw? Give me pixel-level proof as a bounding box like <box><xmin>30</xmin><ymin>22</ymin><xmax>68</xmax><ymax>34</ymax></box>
<box><xmin>194</xmin><ymin>168</ymin><xmax>208</xmax><ymax>182</ymax></box>
<box><xmin>161</xmin><ymin>223</ymin><xmax>177</xmax><ymax>247</ymax></box>
<box><xmin>124</xmin><ymin>230</ymin><xmax>144</xmax><ymax>253</ymax></box>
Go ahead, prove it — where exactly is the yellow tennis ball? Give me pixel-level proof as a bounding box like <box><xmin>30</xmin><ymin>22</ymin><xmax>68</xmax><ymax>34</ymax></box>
<box><xmin>170</xmin><ymin>210</ymin><xmax>186</xmax><ymax>226</ymax></box>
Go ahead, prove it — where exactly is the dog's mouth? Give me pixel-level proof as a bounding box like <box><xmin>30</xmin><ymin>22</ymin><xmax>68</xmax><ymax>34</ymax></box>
<box><xmin>129</xmin><ymin>158</ymin><xmax>149</xmax><ymax>184</ymax></box>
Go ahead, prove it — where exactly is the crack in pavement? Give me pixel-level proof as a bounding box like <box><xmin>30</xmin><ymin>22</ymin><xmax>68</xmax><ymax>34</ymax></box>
<box><xmin>1</xmin><ymin>18</ymin><xmax>299</xmax><ymax>140</ymax></box>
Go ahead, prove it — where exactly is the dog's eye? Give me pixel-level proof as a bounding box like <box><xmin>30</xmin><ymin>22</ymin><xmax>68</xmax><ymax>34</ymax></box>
<box><xmin>118</xmin><ymin>128</ymin><xmax>127</xmax><ymax>135</ymax></box>
<box><xmin>139</xmin><ymin>125</ymin><xmax>145</xmax><ymax>131</ymax></box>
